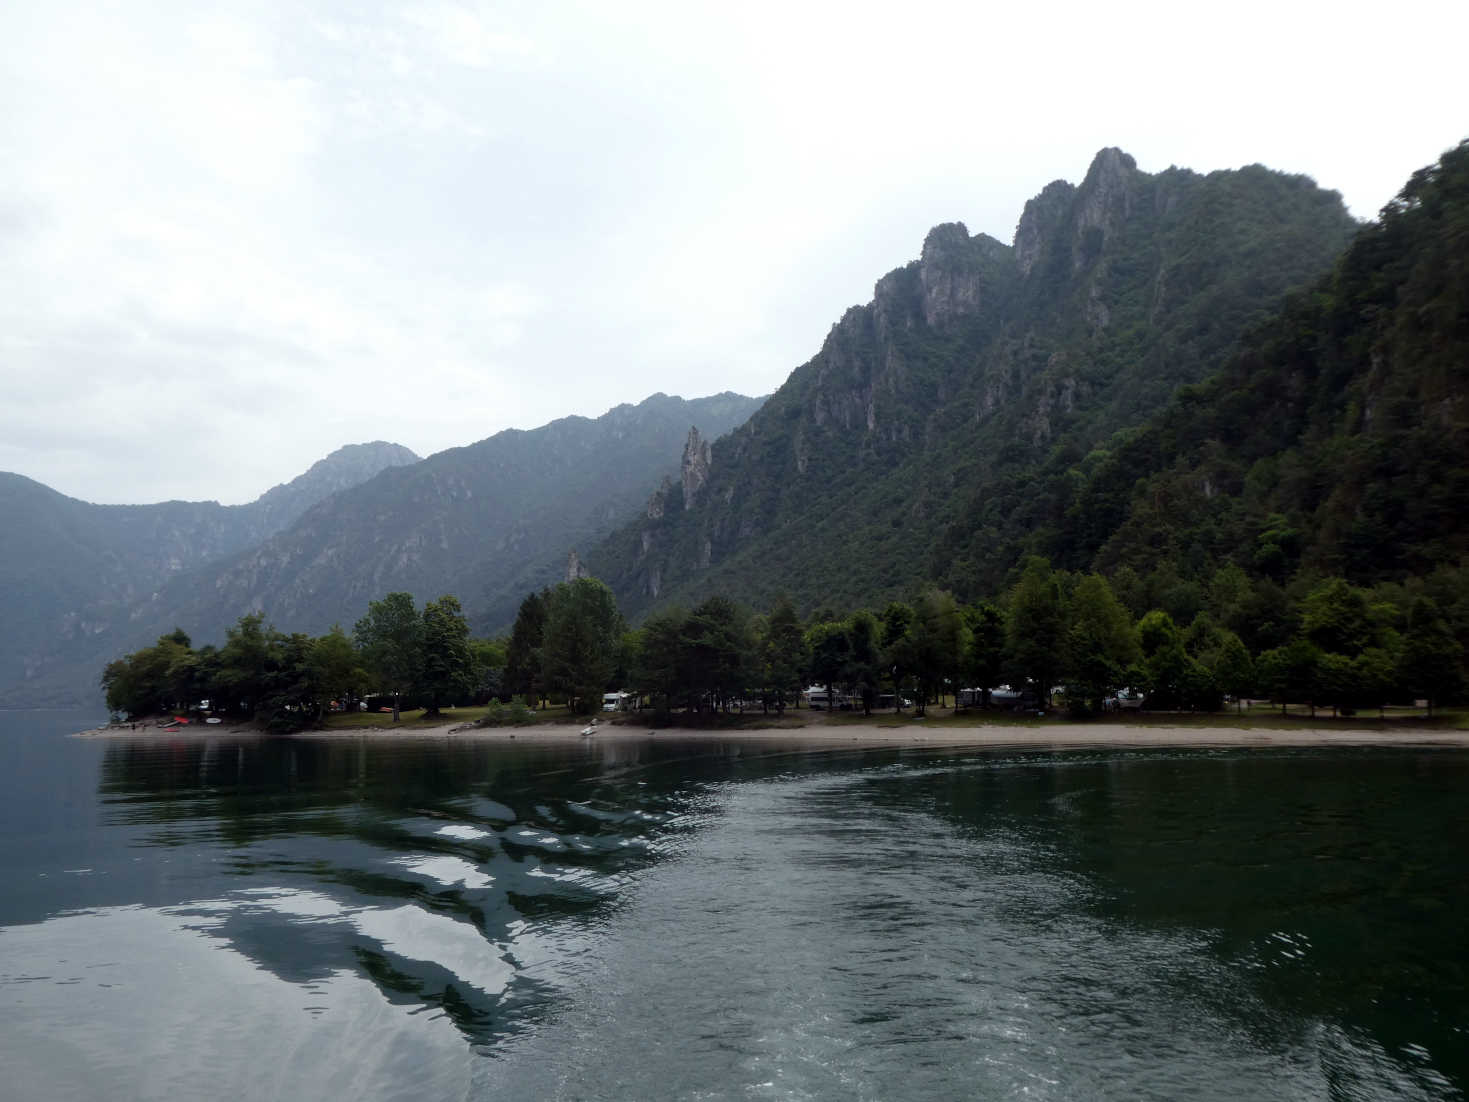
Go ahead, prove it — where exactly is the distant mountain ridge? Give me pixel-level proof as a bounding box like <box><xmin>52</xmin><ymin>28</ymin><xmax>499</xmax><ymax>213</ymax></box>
<box><xmin>586</xmin><ymin>148</ymin><xmax>1361</xmax><ymax>615</ymax></box>
<box><xmin>121</xmin><ymin>391</ymin><xmax>764</xmax><ymax>653</ymax></box>
<box><xmin>0</xmin><ymin>440</ymin><xmax>419</xmax><ymax>706</ymax></box>
<box><xmin>6</xmin><ymin>392</ymin><xmax>765</xmax><ymax>706</ymax></box>
<box><xmin>249</xmin><ymin>442</ymin><xmax>423</xmax><ymax>535</ymax></box>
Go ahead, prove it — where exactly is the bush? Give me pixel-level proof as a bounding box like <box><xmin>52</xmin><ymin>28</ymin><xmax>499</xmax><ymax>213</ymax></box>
<box><xmin>473</xmin><ymin>700</ymin><xmax>538</xmax><ymax>727</ymax></box>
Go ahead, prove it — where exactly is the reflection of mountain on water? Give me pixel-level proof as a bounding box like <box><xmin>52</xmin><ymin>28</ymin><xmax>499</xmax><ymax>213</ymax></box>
<box><xmin>93</xmin><ymin>735</ymin><xmax>714</xmax><ymax>1047</ymax></box>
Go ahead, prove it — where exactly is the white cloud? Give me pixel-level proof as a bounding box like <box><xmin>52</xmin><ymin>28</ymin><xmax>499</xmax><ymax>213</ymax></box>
<box><xmin>403</xmin><ymin>2</ymin><xmax>536</xmax><ymax>68</ymax></box>
<box><xmin>0</xmin><ymin>0</ymin><xmax>1465</xmax><ymax>503</ymax></box>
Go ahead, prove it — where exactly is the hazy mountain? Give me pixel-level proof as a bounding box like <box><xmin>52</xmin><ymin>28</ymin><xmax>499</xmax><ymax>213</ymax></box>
<box><xmin>0</xmin><ymin>441</ymin><xmax>418</xmax><ymax>706</ymax></box>
<box><xmin>62</xmin><ymin>392</ymin><xmax>763</xmax><ymax>701</ymax></box>
<box><xmin>587</xmin><ymin>148</ymin><xmax>1360</xmax><ymax>616</ymax></box>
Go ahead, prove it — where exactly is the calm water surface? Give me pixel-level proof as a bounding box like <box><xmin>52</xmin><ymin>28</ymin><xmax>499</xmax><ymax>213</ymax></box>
<box><xmin>1</xmin><ymin>710</ymin><xmax>1465</xmax><ymax>1100</ymax></box>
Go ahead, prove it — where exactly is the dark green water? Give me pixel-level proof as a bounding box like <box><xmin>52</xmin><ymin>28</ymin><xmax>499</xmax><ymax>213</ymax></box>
<box><xmin>1</xmin><ymin>710</ymin><xmax>1464</xmax><ymax>1100</ymax></box>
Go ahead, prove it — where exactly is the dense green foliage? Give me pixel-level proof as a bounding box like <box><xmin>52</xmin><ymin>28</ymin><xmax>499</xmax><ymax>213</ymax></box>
<box><xmin>578</xmin><ymin>142</ymin><xmax>1469</xmax><ymax>709</ymax></box>
<box><xmin>561</xmin><ymin>563</ymin><xmax>1466</xmax><ymax>719</ymax></box>
<box><xmin>354</xmin><ymin>592</ymin><xmax>424</xmax><ymax>722</ymax></box>
<box><xmin>106</xmin><ymin>592</ymin><xmax>493</xmax><ymax>731</ymax></box>
<box><xmin>1012</xmin><ymin>141</ymin><xmax>1469</xmax><ymax>595</ymax></box>
<box><xmin>541</xmin><ymin>578</ymin><xmax>625</xmax><ymax>714</ymax></box>
<box><xmin>590</xmin><ymin>149</ymin><xmax>1358</xmax><ymax>618</ymax></box>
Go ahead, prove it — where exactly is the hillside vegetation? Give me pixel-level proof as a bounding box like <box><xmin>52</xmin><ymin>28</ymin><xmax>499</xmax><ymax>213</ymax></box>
<box><xmin>588</xmin><ymin>148</ymin><xmax>1360</xmax><ymax>616</ymax></box>
<box><xmin>99</xmin><ymin>143</ymin><xmax>1469</xmax><ymax>723</ymax></box>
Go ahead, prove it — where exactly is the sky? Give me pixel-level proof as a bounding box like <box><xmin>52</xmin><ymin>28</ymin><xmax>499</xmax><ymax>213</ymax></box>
<box><xmin>3</xmin><ymin>0</ymin><xmax>1466</xmax><ymax>506</ymax></box>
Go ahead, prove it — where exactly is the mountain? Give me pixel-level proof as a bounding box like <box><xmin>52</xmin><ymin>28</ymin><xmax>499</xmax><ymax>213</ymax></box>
<box><xmin>0</xmin><ymin>441</ymin><xmax>419</xmax><ymax>706</ymax></box>
<box><xmin>249</xmin><ymin>442</ymin><xmax>423</xmax><ymax>535</ymax></box>
<box><xmin>587</xmin><ymin>148</ymin><xmax>1360</xmax><ymax>616</ymax></box>
<box><xmin>1054</xmin><ymin>139</ymin><xmax>1469</xmax><ymax>592</ymax></box>
<box><xmin>72</xmin><ymin>392</ymin><xmax>764</xmax><ymax>696</ymax></box>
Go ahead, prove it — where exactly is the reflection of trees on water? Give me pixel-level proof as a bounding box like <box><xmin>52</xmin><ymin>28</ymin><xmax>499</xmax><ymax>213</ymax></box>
<box><xmin>91</xmin><ymin>734</ymin><xmax>935</xmax><ymax>1046</ymax></box>
<box><xmin>909</xmin><ymin>748</ymin><xmax>1469</xmax><ymax>1087</ymax></box>
<box><xmin>93</xmin><ymin>735</ymin><xmax>726</xmax><ymax>1046</ymax></box>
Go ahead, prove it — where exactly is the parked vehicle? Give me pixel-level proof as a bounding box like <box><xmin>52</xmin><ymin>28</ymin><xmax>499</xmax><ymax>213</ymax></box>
<box><xmin>990</xmin><ymin>684</ymin><xmax>1023</xmax><ymax>705</ymax></box>
<box><xmin>1107</xmin><ymin>688</ymin><xmax>1145</xmax><ymax>711</ymax></box>
<box><xmin>803</xmin><ymin>685</ymin><xmax>851</xmax><ymax>710</ymax></box>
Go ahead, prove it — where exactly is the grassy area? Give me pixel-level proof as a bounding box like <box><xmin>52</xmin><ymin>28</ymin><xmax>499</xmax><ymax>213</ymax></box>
<box><xmin>816</xmin><ymin>701</ymin><xmax>1467</xmax><ymax>732</ymax></box>
<box><xmin>607</xmin><ymin>709</ymin><xmax>811</xmax><ymax>730</ymax></box>
<box><xmin>320</xmin><ymin>703</ymin><xmax>584</xmax><ymax>730</ymax></box>
<box><xmin>316</xmin><ymin>701</ymin><xmax>1468</xmax><ymax>733</ymax></box>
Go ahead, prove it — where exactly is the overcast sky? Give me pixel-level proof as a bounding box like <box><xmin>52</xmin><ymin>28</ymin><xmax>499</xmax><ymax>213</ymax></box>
<box><xmin>3</xmin><ymin>1</ymin><xmax>1465</xmax><ymax>505</ymax></box>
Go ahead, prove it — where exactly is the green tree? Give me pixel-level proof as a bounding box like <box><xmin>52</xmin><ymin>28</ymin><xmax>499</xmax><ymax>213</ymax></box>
<box><xmin>1302</xmin><ymin>578</ymin><xmax>1373</xmax><ymax>657</ymax></box>
<box><xmin>1316</xmin><ymin>650</ymin><xmax>1355</xmax><ymax>718</ymax></box>
<box><xmin>806</xmin><ymin>619</ymin><xmax>852</xmax><ymax>710</ymax></box>
<box><xmin>505</xmin><ymin>589</ymin><xmax>548</xmax><ymax>707</ymax></box>
<box><xmin>258</xmin><ymin>630</ymin><xmax>323</xmax><ymax>732</ymax></box>
<box><xmin>1351</xmin><ymin>646</ymin><xmax>1396</xmax><ymax>717</ymax></box>
<box><xmin>760</xmin><ymin>595</ymin><xmax>808</xmax><ymax>713</ymax></box>
<box><xmin>1007</xmin><ymin>560</ymin><xmax>1066</xmax><ymax>706</ymax></box>
<box><xmin>1064</xmin><ymin>575</ymin><xmax>1139</xmax><ymax>713</ymax></box>
<box><xmin>469</xmin><ymin>637</ymin><xmax>507</xmax><ymax>703</ymax></box>
<box><xmin>633</xmin><ymin>607</ymin><xmax>687</xmax><ymax>714</ymax></box>
<box><xmin>420</xmin><ymin>595</ymin><xmax>475</xmax><ymax>716</ymax></box>
<box><xmin>354</xmin><ymin>593</ymin><xmax>422</xmax><ymax>722</ymax></box>
<box><xmin>681</xmin><ymin>596</ymin><xmax>754</xmax><ymax>713</ymax></box>
<box><xmin>914</xmin><ymin>587</ymin><xmax>966</xmax><ymax>712</ymax></box>
<box><xmin>542</xmin><ymin>578</ymin><xmax>624</xmax><ymax>714</ymax></box>
<box><xmin>1137</xmin><ymin>609</ymin><xmax>1194</xmax><ymax>709</ymax></box>
<box><xmin>1213</xmin><ymin>632</ymin><xmax>1255</xmax><ymax>712</ymax></box>
<box><xmin>1397</xmin><ymin>597</ymin><xmax>1464</xmax><ymax>715</ymax></box>
<box><xmin>218</xmin><ymin>613</ymin><xmax>273</xmax><ymax>718</ymax></box>
<box><xmin>847</xmin><ymin>610</ymin><xmax>883</xmax><ymax>715</ymax></box>
<box><xmin>880</xmin><ymin>601</ymin><xmax>917</xmax><ymax>711</ymax></box>
<box><xmin>960</xmin><ymin>602</ymin><xmax>1006</xmax><ymax>708</ymax></box>
<box><xmin>1256</xmin><ymin>638</ymin><xmax>1323</xmax><ymax>716</ymax></box>
<box><xmin>310</xmin><ymin>626</ymin><xmax>366</xmax><ymax>712</ymax></box>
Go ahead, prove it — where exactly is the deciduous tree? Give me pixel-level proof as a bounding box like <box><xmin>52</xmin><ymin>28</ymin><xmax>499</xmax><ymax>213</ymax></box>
<box><xmin>354</xmin><ymin>593</ymin><xmax>422</xmax><ymax>722</ymax></box>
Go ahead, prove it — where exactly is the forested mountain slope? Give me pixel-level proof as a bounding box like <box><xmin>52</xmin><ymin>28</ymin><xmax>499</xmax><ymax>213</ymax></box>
<box><xmin>1040</xmin><ymin>139</ymin><xmax>1469</xmax><ymax>591</ymax></box>
<box><xmin>84</xmin><ymin>392</ymin><xmax>763</xmax><ymax>694</ymax></box>
<box><xmin>589</xmin><ymin>148</ymin><xmax>1359</xmax><ymax>615</ymax></box>
<box><xmin>0</xmin><ymin>441</ymin><xmax>418</xmax><ymax>705</ymax></box>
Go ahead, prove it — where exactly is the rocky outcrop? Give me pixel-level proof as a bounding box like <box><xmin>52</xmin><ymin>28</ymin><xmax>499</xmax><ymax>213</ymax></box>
<box><xmin>646</xmin><ymin>476</ymin><xmax>672</xmax><ymax>519</ymax></box>
<box><xmin>1014</xmin><ymin>179</ymin><xmax>1076</xmax><ymax>277</ymax></box>
<box><xmin>917</xmin><ymin>223</ymin><xmax>1010</xmax><ymax>328</ymax></box>
<box><xmin>1012</xmin><ymin>148</ymin><xmax>1140</xmax><ymax>280</ymax></box>
<box><xmin>1071</xmin><ymin>147</ymin><xmax>1139</xmax><ymax>271</ymax></box>
<box><xmin>681</xmin><ymin>427</ymin><xmax>712</xmax><ymax>508</ymax></box>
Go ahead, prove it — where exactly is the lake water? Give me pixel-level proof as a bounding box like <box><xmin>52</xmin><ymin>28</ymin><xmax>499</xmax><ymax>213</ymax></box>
<box><xmin>1</xmin><ymin>710</ymin><xmax>1465</xmax><ymax>1100</ymax></box>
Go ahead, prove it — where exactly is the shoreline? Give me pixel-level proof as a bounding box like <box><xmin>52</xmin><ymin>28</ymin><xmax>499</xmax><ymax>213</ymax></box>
<box><xmin>73</xmin><ymin>715</ymin><xmax>1469</xmax><ymax>750</ymax></box>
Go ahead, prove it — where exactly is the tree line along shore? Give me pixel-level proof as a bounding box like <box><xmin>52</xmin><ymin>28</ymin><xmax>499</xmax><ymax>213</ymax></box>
<box><xmin>99</xmin><ymin>558</ymin><xmax>1466</xmax><ymax>734</ymax></box>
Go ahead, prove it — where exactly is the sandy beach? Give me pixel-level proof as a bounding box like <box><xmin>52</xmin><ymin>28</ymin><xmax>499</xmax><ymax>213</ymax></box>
<box><xmin>74</xmin><ymin>715</ymin><xmax>1469</xmax><ymax>749</ymax></box>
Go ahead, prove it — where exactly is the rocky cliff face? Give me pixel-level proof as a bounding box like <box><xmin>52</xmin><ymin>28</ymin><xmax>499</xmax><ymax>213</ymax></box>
<box><xmin>680</xmin><ymin>427</ymin><xmax>712</xmax><ymax>507</ymax></box>
<box><xmin>588</xmin><ymin>146</ymin><xmax>1359</xmax><ymax>617</ymax></box>
<box><xmin>1013</xmin><ymin>180</ymin><xmax>1076</xmax><ymax>277</ymax></box>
